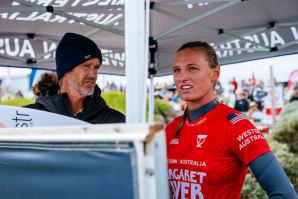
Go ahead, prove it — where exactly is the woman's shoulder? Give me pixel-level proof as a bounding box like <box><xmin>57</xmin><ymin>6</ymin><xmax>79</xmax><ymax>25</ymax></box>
<box><xmin>216</xmin><ymin>103</ymin><xmax>248</xmax><ymax>124</ymax></box>
<box><xmin>216</xmin><ymin>102</ymin><xmax>239</xmax><ymax>114</ymax></box>
<box><xmin>165</xmin><ymin>115</ymin><xmax>183</xmax><ymax>129</ymax></box>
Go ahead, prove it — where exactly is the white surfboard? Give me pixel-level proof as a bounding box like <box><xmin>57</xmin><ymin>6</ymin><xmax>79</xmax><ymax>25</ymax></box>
<box><xmin>0</xmin><ymin>105</ymin><xmax>89</xmax><ymax>128</ymax></box>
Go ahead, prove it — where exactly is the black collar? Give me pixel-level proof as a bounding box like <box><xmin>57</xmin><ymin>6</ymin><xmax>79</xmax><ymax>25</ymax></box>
<box><xmin>188</xmin><ymin>100</ymin><xmax>218</xmax><ymax>122</ymax></box>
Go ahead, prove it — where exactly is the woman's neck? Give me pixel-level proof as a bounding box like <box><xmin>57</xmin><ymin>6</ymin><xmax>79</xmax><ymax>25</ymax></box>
<box><xmin>188</xmin><ymin>100</ymin><xmax>218</xmax><ymax>121</ymax></box>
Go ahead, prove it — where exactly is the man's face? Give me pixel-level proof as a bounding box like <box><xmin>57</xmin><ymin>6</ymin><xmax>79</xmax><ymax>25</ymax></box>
<box><xmin>64</xmin><ymin>58</ymin><xmax>100</xmax><ymax>97</ymax></box>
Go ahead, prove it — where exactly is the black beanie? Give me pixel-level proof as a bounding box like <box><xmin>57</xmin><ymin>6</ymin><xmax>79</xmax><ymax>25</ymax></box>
<box><xmin>55</xmin><ymin>32</ymin><xmax>102</xmax><ymax>80</ymax></box>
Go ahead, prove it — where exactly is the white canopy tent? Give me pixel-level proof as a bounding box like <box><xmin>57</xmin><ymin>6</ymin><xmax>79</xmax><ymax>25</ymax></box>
<box><xmin>1</xmin><ymin>0</ymin><xmax>298</xmax><ymax>122</ymax></box>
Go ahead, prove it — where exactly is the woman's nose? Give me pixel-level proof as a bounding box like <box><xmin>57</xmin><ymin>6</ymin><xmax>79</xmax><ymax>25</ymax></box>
<box><xmin>176</xmin><ymin>70</ymin><xmax>189</xmax><ymax>82</ymax></box>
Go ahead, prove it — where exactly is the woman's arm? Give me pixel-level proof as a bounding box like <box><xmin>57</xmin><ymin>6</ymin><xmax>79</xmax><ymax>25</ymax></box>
<box><xmin>248</xmin><ymin>152</ymin><xmax>298</xmax><ymax>198</ymax></box>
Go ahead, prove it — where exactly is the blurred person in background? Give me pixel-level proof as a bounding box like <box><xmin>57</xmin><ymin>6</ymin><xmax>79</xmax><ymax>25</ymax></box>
<box><xmin>234</xmin><ymin>88</ymin><xmax>249</xmax><ymax>114</ymax></box>
<box><xmin>247</xmin><ymin>101</ymin><xmax>263</xmax><ymax>123</ymax></box>
<box><xmin>289</xmin><ymin>84</ymin><xmax>298</xmax><ymax>103</ymax></box>
<box><xmin>32</xmin><ymin>72</ymin><xmax>59</xmax><ymax>98</ymax></box>
<box><xmin>225</xmin><ymin>80</ymin><xmax>236</xmax><ymax>108</ymax></box>
<box><xmin>252</xmin><ymin>80</ymin><xmax>267</xmax><ymax>111</ymax></box>
<box><xmin>231</xmin><ymin>77</ymin><xmax>238</xmax><ymax>93</ymax></box>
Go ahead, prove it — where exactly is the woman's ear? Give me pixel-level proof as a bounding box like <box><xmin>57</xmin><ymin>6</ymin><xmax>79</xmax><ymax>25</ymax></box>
<box><xmin>212</xmin><ymin>66</ymin><xmax>220</xmax><ymax>81</ymax></box>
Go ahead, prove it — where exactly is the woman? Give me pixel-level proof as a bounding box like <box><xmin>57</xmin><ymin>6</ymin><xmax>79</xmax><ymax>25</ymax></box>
<box><xmin>166</xmin><ymin>41</ymin><xmax>298</xmax><ymax>199</ymax></box>
<box><xmin>32</xmin><ymin>72</ymin><xmax>59</xmax><ymax>98</ymax></box>
<box><xmin>246</xmin><ymin>101</ymin><xmax>263</xmax><ymax>123</ymax></box>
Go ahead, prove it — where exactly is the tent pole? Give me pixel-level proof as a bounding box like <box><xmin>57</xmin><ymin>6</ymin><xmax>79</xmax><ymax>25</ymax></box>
<box><xmin>144</xmin><ymin>0</ymin><xmax>150</xmax><ymax>123</ymax></box>
<box><xmin>125</xmin><ymin>0</ymin><xmax>146</xmax><ymax>123</ymax></box>
<box><xmin>148</xmin><ymin>37</ymin><xmax>158</xmax><ymax>123</ymax></box>
<box><xmin>149</xmin><ymin>65</ymin><xmax>155</xmax><ymax>123</ymax></box>
<box><xmin>270</xmin><ymin>66</ymin><xmax>276</xmax><ymax>125</ymax></box>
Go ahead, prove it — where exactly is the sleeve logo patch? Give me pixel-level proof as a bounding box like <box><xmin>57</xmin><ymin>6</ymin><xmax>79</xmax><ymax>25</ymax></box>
<box><xmin>227</xmin><ymin>113</ymin><xmax>246</xmax><ymax>125</ymax></box>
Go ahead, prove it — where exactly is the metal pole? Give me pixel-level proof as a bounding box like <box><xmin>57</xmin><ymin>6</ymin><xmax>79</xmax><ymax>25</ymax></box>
<box><xmin>149</xmin><ymin>64</ymin><xmax>155</xmax><ymax>123</ymax></box>
<box><xmin>144</xmin><ymin>0</ymin><xmax>150</xmax><ymax>123</ymax></box>
<box><xmin>125</xmin><ymin>0</ymin><xmax>146</xmax><ymax>123</ymax></box>
<box><xmin>270</xmin><ymin>66</ymin><xmax>276</xmax><ymax>125</ymax></box>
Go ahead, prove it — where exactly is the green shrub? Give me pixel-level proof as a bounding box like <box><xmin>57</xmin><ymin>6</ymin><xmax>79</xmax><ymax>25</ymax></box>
<box><xmin>241</xmin><ymin>140</ymin><xmax>298</xmax><ymax>198</ymax></box>
<box><xmin>241</xmin><ymin>172</ymin><xmax>267</xmax><ymax>199</ymax></box>
<box><xmin>270</xmin><ymin>103</ymin><xmax>298</xmax><ymax>154</ymax></box>
<box><xmin>269</xmin><ymin>140</ymin><xmax>298</xmax><ymax>191</ymax></box>
<box><xmin>101</xmin><ymin>91</ymin><xmax>125</xmax><ymax>114</ymax></box>
<box><xmin>101</xmin><ymin>92</ymin><xmax>180</xmax><ymax>123</ymax></box>
<box><xmin>154</xmin><ymin>99</ymin><xmax>172</xmax><ymax>113</ymax></box>
<box><xmin>0</xmin><ymin>98</ymin><xmax>35</xmax><ymax>106</ymax></box>
<box><xmin>281</xmin><ymin>101</ymin><xmax>298</xmax><ymax>117</ymax></box>
<box><xmin>152</xmin><ymin>98</ymin><xmax>179</xmax><ymax>123</ymax></box>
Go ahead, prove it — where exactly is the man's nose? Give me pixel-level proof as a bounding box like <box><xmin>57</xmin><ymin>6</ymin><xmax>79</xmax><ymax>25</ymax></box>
<box><xmin>86</xmin><ymin>67</ymin><xmax>98</xmax><ymax>77</ymax></box>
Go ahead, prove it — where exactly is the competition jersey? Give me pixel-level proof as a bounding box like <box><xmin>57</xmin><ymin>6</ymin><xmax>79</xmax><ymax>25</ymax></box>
<box><xmin>166</xmin><ymin>103</ymin><xmax>271</xmax><ymax>199</ymax></box>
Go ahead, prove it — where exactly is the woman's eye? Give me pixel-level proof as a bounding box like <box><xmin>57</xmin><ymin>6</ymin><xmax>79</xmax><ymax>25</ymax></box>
<box><xmin>189</xmin><ymin>67</ymin><xmax>198</xmax><ymax>71</ymax></box>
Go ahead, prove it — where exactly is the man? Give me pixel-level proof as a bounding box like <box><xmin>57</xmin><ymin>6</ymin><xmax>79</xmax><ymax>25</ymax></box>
<box><xmin>252</xmin><ymin>80</ymin><xmax>267</xmax><ymax>111</ymax></box>
<box><xmin>234</xmin><ymin>88</ymin><xmax>249</xmax><ymax>113</ymax></box>
<box><xmin>25</xmin><ymin>32</ymin><xmax>125</xmax><ymax>124</ymax></box>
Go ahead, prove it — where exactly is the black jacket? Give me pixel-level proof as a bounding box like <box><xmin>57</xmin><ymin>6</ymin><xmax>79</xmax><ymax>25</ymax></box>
<box><xmin>25</xmin><ymin>86</ymin><xmax>125</xmax><ymax>124</ymax></box>
<box><xmin>234</xmin><ymin>99</ymin><xmax>249</xmax><ymax>112</ymax></box>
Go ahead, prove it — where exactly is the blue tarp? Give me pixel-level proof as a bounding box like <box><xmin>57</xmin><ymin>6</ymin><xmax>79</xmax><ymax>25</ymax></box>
<box><xmin>0</xmin><ymin>142</ymin><xmax>136</xmax><ymax>199</ymax></box>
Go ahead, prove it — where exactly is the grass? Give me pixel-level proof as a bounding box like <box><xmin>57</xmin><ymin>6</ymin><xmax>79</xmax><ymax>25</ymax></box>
<box><xmin>0</xmin><ymin>98</ymin><xmax>35</xmax><ymax>106</ymax></box>
<box><xmin>101</xmin><ymin>91</ymin><xmax>126</xmax><ymax>114</ymax></box>
<box><xmin>0</xmin><ymin>92</ymin><xmax>172</xmax><ymax>122</ymax></box>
